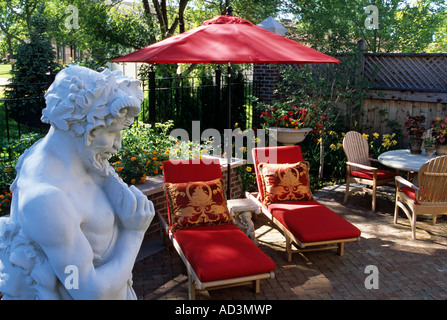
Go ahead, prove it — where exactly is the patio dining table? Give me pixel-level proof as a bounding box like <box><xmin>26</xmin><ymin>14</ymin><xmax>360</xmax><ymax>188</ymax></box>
<box><xmin>378</xmin><ymin>149</ymin><xmax>437</xmax><ymax>173</ymax></box>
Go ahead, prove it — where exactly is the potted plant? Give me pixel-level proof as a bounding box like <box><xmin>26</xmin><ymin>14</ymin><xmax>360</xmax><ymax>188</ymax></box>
<box><xmin>258</xmin><ymin>101</ymin><xmax>315</xmax><ymax>145</ymax></box>
<box><xmin>403</xmin><ymin>115</ymin><xmax>426</xmax><ymax>154</ymax></box>
<box><xmin>431</xmin><ymin>116</ymin><xmax>447</xmax><ymax>155</ymax></box>
<box><xmin>423</xmin><ymin>136</ymin><xmax>435</xmax><ymax>157</ymax></box>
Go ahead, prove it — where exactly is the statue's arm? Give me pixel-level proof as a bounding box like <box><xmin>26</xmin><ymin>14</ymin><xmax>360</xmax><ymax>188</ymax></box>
<box><xmin>19</xmin><ymin>186</ymin><xmax>147</xmax><ymax>299</ymax></box>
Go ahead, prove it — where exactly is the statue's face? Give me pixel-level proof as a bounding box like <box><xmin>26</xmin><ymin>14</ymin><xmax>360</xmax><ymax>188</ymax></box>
<box><xmin>81</xmin><ymin>116</ymin><xmax>129</xmax><ymax>177</ymax></box>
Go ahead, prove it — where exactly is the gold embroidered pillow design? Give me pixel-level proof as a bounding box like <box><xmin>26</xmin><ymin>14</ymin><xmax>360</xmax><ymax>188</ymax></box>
<box><xmin>258</xmin><ymin>161</ymin><xmax>313</xmax><ymax>206</ymax></box>
<box><xmin>163</xmin><ymin>178</ymin><xmax>234</xmax><ymax>232</ymax></box>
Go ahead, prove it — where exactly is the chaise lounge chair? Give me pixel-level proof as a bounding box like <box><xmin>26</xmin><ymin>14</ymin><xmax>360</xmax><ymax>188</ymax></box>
<box><xmin>161</xmin><ymin>159</ymin><xmax>275</xmax><ymax>299</ymax></box>
<box><xmin>248</xmin><ymin>146</ymin><xmax>361</xmax><ymax>261</ymax></box>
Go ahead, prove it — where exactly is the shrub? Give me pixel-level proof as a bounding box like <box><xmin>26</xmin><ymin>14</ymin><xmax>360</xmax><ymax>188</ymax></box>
<box><xmin>4</xmin><ymin>4</ymin><xmax>59</xmax><ymax>128</ymax></box>
<box><xmin>109</xmin><ymin>121</ymin><xmax>178</xmax><ymax>185</ymax></box>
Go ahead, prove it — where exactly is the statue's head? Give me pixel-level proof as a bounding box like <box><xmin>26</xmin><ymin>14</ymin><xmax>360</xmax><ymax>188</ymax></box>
<box><xmin>43</xmin><ymin>66</ymin><xmax>142</xmax><ymax>136</ymax></box>
<box><xmin>42</xmin><ymin>66</ymin><xmax>143</xmax><ymax>175</ymax></box>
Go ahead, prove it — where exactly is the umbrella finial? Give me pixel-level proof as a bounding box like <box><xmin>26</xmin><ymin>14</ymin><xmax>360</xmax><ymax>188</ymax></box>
<box><xmin>225</xmin><ymin>6</ymin><xmax>233</xmax><ymax>16</ymax></box>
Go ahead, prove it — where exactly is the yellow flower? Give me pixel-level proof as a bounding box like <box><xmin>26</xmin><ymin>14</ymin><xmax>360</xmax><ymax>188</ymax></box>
<box><xmin>373</xmin><ymin>132</ymin><xmax>379</xmax><ymax>139</ymax></box>
<box><xmin>246</xmin><ymin>166</ymin><xmax>252</xmax><ymax>172</ymax></box>
<box><xmin>329</xmin><ymin>143</ymin><xmax>337</xmax><ymax>150</ymax></box>
<box><xmin>362</xmin><ymin>133</ymin><xmax>369</xmax><ymax>140</ymax></box>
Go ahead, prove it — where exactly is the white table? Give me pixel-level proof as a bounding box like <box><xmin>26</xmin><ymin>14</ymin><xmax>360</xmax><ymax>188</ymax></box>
<box><xmin>378</xmin><ymin>149</ymin><xmax>437</xmax><ymax>172</ymax></box>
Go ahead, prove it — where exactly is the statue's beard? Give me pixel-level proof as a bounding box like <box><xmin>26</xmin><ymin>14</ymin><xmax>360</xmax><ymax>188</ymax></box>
<box><xmin>82</xmin><ymin>146</ymin><xmax>114</xmax><ymax>178</ymax></box>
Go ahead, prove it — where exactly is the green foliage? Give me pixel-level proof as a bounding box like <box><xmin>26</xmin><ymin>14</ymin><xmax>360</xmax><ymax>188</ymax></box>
<box><xmin>300</xmin><ymin>130</ymin><xmax>398</xmax><ymax>191</ymax></box>
<box><xmin>50</xmin><ymin>0</ymin><xmax>158</xmax><ymax>66</ymax></box>
<box><xmin>285</xmin><ymin>0</ymin><xmax>446</xmax><ymax>53</ymax></box>
<box><xmin>278</xmin><ymin>51</ymin><xmax>368</xmax><ymax>132</ymax></box>
<box><xmin>109</xmin><ymin>121</ymin><xmax>178</xmax><ymax>185</ymax></box>
<box><xmin>4</xmin><ymin>4</ymin><xmax>59</xmax><ymax>128</ymax></box>
<box><xmin>0</xmin><ymin>132</ymin><xmax>44</xmax><ymax>216</ymax></box>
<box><xmin>187</xmin><ymin>0</ymin><xmax>283</xmax><ymax>25</ymax></box>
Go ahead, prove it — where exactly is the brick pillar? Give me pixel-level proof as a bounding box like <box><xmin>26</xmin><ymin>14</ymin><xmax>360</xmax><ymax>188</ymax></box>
<box><xmin>253</xmin><ymin>64</ymin><xmax>280</xmax><ymax>128</ymax></box>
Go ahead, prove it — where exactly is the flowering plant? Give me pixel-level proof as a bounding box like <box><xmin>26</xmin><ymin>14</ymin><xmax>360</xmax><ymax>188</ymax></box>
<box><xmin>109</xmin><ymin>121</ymin><xmax>176</xmax><ymax>185</ymax></box>
<box><xmin>258</xmin><ymin>101</ymin><xmax>314</xmax><ymax>129</ymax></box>
<box><xmin>431</xmin><ymin>116</ymin><xmax>447</xmax><ymax>145</ymax></box>
<box><xmin>403</xmin><ymin>115</ymin><xmax>426</xmax><ymax>139</ymax></box>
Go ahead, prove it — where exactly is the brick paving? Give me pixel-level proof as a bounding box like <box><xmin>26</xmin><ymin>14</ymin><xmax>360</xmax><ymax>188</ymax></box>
<box><xmin>132</xmin><ymin>184</ymin><xmax>447</xmax><ymax>300</ymax></box>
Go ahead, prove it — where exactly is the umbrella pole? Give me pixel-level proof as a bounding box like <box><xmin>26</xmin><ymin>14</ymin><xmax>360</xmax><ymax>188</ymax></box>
<box><xmin>226</xmin><ymin>62</ymin><xmax>232</xmax><ymax>199</ymax></box>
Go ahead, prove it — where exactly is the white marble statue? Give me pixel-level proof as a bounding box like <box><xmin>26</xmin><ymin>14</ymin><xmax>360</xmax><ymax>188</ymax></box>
<box><xmin>0</xmin><ymin>66</ymin><xmax>155</xmax><ymax>300</ymax></box>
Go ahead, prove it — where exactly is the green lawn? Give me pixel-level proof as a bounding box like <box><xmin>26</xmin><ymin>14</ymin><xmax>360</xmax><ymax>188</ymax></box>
<box><xmin>0</xmin><ymin>64</ymin><xmax>12</xmax><ymax>78</ymax></box>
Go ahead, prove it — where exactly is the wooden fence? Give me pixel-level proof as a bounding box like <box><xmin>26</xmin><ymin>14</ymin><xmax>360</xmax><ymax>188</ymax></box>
<box><xmin>359</xmin><ymin>53</ymin><xmax>447</xmax><ymax>146</ymax></box>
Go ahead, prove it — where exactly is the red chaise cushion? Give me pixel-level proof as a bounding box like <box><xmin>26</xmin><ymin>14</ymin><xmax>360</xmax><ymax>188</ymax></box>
<box><xmin>265</xmin><ymin>201</ymin><xmax>361</xmax><ymax>244</ymax></box>
<box><xmin>351</xmin><ymin>169</ymin><xmax>395</xmax><ymax>180</ymax></box>
<box><xmin>173</xmin><ymin>224</ymin><xmax>275</xmax><ymax>282</ymax></box>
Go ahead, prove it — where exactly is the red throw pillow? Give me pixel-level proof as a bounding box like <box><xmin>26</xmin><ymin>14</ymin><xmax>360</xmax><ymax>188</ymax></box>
<box><xmin>258</xmin><ymin>161</ymin><xmax>313</xmax><ymax>206</ymax></box>
<box><xmin>163</xmin><ymin>178</ymin><xmax>234</xmax><ymax>232</ymax></box>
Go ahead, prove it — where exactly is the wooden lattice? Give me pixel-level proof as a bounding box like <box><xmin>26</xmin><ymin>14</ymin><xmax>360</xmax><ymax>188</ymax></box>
<box><xmin>364</xmin><ymin>53</ymin><xmax>447</xmax><ymax>92</ymax></box>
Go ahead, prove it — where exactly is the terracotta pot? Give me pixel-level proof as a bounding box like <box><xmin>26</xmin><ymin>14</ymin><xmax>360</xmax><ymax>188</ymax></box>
<box><xmin>436</xmin><ymin>144</ymin><xmax>447</xmax><ymax>156</ymax></box>
<box><xmin>410</xmin><ymin>137</ymin><xmax>422</xmax><ymax>154</ymax></box>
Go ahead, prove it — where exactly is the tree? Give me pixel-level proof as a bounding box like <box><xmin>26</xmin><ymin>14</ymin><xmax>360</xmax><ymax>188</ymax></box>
<box><xmin>0</xmin><ymin>0</ymin><xmax>46</xmax><ymax>60</ymax></box>
<box><xmin>47</xmin><ymin>0</ymin><xmax>158</xmax><ymax>66</ymax></box>
<box><xmin>145</xmin><ymin>0</ymin><xmax>189</xmax><ymax>38</ymax></box>
<box><xmin>5</xmin><ymin>4</ymin><xmax>58</xmax><ymax>128</ymax></box>
<box><xmin>425</xmin><ymin>15</ymin><xmax>447</xmax><ymax>52</ymax></box>
<box><xmin>284</xmin><ymin>0</ymin><xmax>446</xmax><ymax>53</ymax></box>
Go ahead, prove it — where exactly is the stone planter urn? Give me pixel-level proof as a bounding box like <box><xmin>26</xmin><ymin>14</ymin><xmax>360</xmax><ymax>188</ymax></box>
<box><xmin>436</xmin><ymin>144</ymin><xmax>447</xmax><ymax>156</ymax></box>
<box><xmin>270</xmin><ymin>127</ymin><xmax>312</xmax><ymax>145</ymax></box>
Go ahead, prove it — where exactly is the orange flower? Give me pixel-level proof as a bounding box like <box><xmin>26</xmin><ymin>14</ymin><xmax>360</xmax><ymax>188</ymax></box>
<box><xmin>116</xmin><ymin>166</ymin><xmax>124</xmax><ymax>172</ymax></box>
<box><xmin>153</xmin><ymin>169</ymin><xmax>159</xmax><ymax>174</ymax></box>
<box><xmin>131</xmin><ymin>156</ymin><xmax>137</xmax><ymax>161</ymax></box>
<box><xmin>131</xmin><ymin>179</ymin><xmax>136</xmax><ymax>184</ymax></box>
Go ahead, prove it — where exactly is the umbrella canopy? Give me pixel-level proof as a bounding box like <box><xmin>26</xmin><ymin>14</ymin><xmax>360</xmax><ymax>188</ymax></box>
<box><xmin>113</xmin><ymin>15</ymin><xmax>339</xmax><ymax>65</ymax></box>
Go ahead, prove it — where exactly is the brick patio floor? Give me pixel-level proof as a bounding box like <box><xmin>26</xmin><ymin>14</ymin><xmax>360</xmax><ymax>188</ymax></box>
<box><xmin>132</xmin><ymin>184</ymin><xmax>447</xmax><ymax>300</ymax></box>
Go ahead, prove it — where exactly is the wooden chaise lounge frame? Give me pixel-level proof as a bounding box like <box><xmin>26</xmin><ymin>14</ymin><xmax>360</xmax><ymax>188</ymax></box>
<box><xmin>245</xmin><ymin>192</ymin><xmax>358</xmax><ymax>260</ymax></box>
<box><xmin>160</xmin><ymin>159</ymin><xmax>275</xmax><ymax>300</ymax></box>
<box><xmin>157</xmin><ymin>214</ymin><xmax>273</xmax><ymax>299</ymax></box>
<box><xmin>249</xmin><ymin>146</ymin><xmax>361</xmax><ymax>262</ymax></box>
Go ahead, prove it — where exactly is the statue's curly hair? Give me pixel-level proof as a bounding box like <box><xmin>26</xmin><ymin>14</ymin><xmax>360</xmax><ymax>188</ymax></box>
<box><xmin>42</xmin><ymin>66</ymin><xmax>143</xmax><ymax>137</ymax></box>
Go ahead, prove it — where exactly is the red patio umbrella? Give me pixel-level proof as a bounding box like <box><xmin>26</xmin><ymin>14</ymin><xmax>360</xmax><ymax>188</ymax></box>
<box><xmin>113</xmin><ymin>14</ymin><xmax>339</xmax><ymax>65</ymax></box>
<box><xmin>113</xmin><ymin>12</ymin><xmax>339</xmax><ymax>198</ymax></box>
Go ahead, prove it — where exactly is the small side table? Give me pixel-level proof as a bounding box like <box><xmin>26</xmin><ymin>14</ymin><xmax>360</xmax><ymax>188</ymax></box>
<box><xmin>227</xmin><ymin>198</ymin><xmax>260</xmax><ymax>244</ymax></box>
